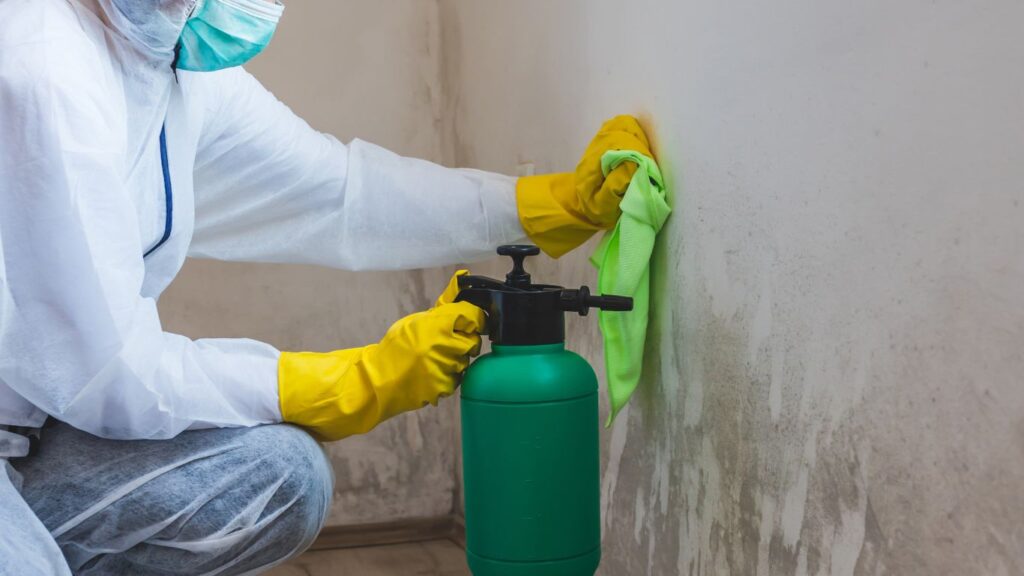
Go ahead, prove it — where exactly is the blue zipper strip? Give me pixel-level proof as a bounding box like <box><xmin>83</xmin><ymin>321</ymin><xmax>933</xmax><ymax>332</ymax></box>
<box><xmin>144</xmin><ymin>124</ymin><xmax>173</xmax><ymax>258</ymax></box>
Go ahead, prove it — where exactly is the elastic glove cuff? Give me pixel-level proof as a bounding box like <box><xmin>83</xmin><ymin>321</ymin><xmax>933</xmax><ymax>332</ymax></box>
<box><xmin>279</xmin><ymin>348</ymin><xmax>379</xmax><ymax>442</ymax></box>
<box><xmin>516</xmin><ymin>173</ymin><xmax>602</xmax><ymax>258</ymax></box>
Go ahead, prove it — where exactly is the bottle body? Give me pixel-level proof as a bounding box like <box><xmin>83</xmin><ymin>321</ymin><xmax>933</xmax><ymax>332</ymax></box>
<box><xmin>461</xmin><ymin>344</ymin><xmax>600</xmax><ymax>576</ymax></box>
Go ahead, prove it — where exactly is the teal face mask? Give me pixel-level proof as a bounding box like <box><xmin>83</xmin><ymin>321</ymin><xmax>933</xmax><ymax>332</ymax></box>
<box><xmin>176</xmin><ymin>0</ymin><xmax>284</xmax><ymax>72</ymax></box>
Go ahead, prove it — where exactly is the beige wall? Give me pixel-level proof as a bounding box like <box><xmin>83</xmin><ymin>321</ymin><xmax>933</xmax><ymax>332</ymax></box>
<box><xmin>160</xmin><ymin>0</ymin><xmax>460</xmax><ymax>527</ymax></box>
<box><xmin>161</xmin><ymin>1</ymin><xmax>1024</xmax><ymax>572</ymax></box>
<box><xmin>441</xmin><ymin>1</ymin><xmax>1024</xmax><ymax>574</ymax></box>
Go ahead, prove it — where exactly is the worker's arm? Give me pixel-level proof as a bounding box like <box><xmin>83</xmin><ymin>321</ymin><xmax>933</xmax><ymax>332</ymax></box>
<box><xmin>184</xmin><ymin>67</ymin><xmax>527</xmax><ymax>271</ymax></box>
<box><xmin>0</xmin><ymin>32</ymin><xmax>280</xmax><ymax>439</ymax></box>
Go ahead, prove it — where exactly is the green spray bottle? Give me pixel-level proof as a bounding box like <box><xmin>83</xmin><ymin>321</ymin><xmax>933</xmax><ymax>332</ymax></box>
<box><xmin>456</xmin><ymin>245</ymin><xmax>633</xmax><ymax>576</ymax></box>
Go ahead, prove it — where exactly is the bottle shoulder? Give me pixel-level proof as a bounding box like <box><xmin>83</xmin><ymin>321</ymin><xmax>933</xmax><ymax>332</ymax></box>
<box><xmin>461</xmin><ymin>346</ymin><xmax>597</xmax><ymax>403</ymax></box>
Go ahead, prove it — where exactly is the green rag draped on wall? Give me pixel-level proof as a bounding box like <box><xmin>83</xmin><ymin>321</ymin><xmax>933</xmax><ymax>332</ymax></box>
<box><xmin>591</xmin><ymin>150</ymin><xmax>671</xmax><ymax>424</ymax></box>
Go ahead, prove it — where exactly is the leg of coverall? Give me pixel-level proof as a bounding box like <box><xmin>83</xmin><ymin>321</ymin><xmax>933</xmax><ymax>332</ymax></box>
<box><xmin>12</xmin><ymin>423</ymin><xmax>333</xmax><ymax>576</ymax></box>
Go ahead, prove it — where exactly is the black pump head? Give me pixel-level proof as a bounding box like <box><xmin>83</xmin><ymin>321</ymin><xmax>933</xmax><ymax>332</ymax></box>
<box><xmin>455</xmin><ymin>245</ymin><xmax>633</xmax><ymax>345</ymax></box>
<box><xmin>497</xmin><ymin>244</ymin><xmax>540</xmax><ymax>288</ymax></box>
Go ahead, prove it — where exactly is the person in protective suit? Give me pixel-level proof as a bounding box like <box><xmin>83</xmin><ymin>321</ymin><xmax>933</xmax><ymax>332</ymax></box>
<box><xmin>0</xmin><ymin>0</ymin><xmax>652</xmax><ymax>573</ymax></box>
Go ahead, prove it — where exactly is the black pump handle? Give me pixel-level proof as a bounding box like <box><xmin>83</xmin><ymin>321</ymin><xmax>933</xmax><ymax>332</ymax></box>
<box><xmin>497</xmin><ymin>245</ymin><xmax>541</xmax><ymax>258</ymax></box>
<box><xmin>497</xmin><ymin>245</ymin><xmax>540</xmax><ymax>288</ymax></box>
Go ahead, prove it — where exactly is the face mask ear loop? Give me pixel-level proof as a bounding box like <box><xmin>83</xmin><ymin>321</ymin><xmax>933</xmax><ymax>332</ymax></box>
<box><xmin>187</xmin><ymin>0</ymin><xmax>205</xmax><ymax>19</ymax></box>
<box><xmin>171</xmin><ymin>42</ymin><xmax>181</xmax><ymax>79</ymax></box>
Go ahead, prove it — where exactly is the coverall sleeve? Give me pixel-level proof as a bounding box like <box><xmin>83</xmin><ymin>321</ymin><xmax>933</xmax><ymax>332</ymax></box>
<box><xmin>186</xmin><ymin>68</ymin><xmax>528</xmax><ymax>270</ymax></box>
<box><xmin>0</xmin><ymin>35</ymin><xmax>281</xmax><ymax>438</ymax></box>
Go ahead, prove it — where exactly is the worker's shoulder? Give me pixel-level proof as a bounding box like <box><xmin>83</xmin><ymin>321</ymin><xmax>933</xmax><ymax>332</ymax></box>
<box><xmin>0</xmin><ymin>0</ymin><xmax>88</xmax><ymax>48</ymax></box>
<box><xmin>0</xmin><ymin>0</ymin><xmax>109</xmax><ymax>93</ymax></box>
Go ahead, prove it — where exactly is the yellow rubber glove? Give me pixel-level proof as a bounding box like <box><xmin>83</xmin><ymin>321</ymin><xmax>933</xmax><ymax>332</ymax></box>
<box><xmin>516</xmin><ymin>115</ymin><xmax>653</xmax><ymax>258</ymax></box>
<box><xmin>279</xmin><ymin>271</ymin><xmax>484</xmax><ymax>441</ymax></box>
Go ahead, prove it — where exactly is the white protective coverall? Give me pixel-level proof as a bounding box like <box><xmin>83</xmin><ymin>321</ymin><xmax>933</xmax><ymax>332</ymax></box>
<box><xmin>0</xmin><ymin>0</ymin><xmax>525</xmax><ymax>446</ymax></box>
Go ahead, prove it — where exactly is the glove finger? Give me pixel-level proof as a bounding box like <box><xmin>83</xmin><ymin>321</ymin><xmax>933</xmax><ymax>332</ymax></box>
<box><xmin>577</xmin><ymin>117</ymin><xmax>652</xmax><ymax>189</ymax></box>
<box><xmin>446</xmin><ymin>301</ymin><xmax>486</xmax><ymax>335</ymax></box>
<box><xmin>585</xmin><ymin>128</ymin><xmax>653</xmax><ymax>167</ymax></box>
<box><xmin>420</xmin><ymin>349</ymin><xmax>470</xmax><ymax>406</ymax></box>
<box><xmin>575</xmin><ymin>119</ymin><xmax>653</xmax><ymax>227</ymax></box>
<box><xmin>433</xmin><ymin>324</ymin><xmax>483</xmax><ymax>361</ymax></box>
<box><xmin>576</xmin><ymin>154</ymin><xmax>643</xmax><ymax>228</ymax></box>
<box><xmin>597</xmin><ymin>115</ymin><xmax>651</xmax><ymax>151</ymax></box>
<box><xmin>435</xmin><ymin>270</ymin><xmax>471</xmax><ymax>308</ymax></box>
<box><xmin>419</xmin><ymin>304</ymin><xmax>484</xmax><ymax>374</ymax></box>
<box><xmin>586</xmin><ymin>121</ymin><xmax>652</xmax><ymax>179</ymax></box>
<box><xmin>592</xmin><ymin>160</ymin><xmax>646</xmax><ymax>226</ymax></box>
<box><xmin>583</xmin><ymin>162</ymin><xmax>636</xmax><ymax>229</ymax></box>
<box><xmin>429</xmin><ymin>343</ymin><xmax>474</xmax><ymax>386</ymax></box>
<box><xmin>450</xmin><ymin>327</ymin><xmax>481</xmax><ymax>354</ymax></box>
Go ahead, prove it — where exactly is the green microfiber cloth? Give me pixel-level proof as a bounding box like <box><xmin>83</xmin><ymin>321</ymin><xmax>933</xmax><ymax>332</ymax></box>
<box><xmin>591</xmin><ymin>149</ymin><xmax>671</xmax><ymax>425</ymax></box>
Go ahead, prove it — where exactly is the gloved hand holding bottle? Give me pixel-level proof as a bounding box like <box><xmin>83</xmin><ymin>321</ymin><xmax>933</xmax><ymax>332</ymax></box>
<box><xmin>516</xmin><ymin>115</ymin><xmax>653</xmax><ymax>258</ymax></box>
<box><xmin>278</xmin><ymin>271</ymin><xmax>484</xmax><ymax>441</ymax></box>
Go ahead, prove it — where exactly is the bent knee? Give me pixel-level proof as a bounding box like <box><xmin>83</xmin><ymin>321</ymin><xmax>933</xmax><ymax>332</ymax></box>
<box><xmin>64</xmin><ymin>426</ymin><xmax>334</xmax><ymax>575</ymax></box>
<box><xmin>248</xmin><ymin>425</ymin><xmax>334</xmax><ymax>538</ymax></box>
<box><xmin>214</xmin><ymin>425</ymin><xmax>334</xmax><ymax>572</ymax></box>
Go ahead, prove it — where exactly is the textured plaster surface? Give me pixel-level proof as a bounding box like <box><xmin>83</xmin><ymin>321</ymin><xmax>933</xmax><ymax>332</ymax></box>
<box><xmin>158</xmin><ymin>0</ymin><xmax>1024</xmax><ymax>567</ymax></box>
<box><xmin>159</xmin><ymin>0</ymin><xmax>459</xmax><ymax>527</ymax></box>
<box><xmin>440</xmin><ymin>1</ymin><xmax>1024</xmax><ymax>574</ymax></box>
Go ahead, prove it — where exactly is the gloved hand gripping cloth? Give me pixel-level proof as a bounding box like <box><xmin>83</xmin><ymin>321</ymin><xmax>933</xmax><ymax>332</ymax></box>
<box><xmin>591</xmin><ymin>150</ymin><xmax>671</xmax><ymax>424</ymax></box>
<box><xmin>516</xmin><ymin>116</ymin><xmax>652</xmax><ymax>258</ymax></box>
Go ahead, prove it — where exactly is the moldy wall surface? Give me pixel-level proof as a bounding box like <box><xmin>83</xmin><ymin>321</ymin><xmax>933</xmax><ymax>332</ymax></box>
<box><xmin>159</xmin><ymin>0</ymin><xmax>460</xmax><ymax>527</ymax></box>
<box><xmin>440</xmin><ymin>1</ymin><xmax>1024</xmax><ymax>574</ymax></box>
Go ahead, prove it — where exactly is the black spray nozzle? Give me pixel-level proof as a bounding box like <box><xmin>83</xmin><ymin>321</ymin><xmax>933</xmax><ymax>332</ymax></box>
<box><xmin>454</xmin><ymin>245</ymin><xmax>633</xmax><ymax>345</ymax></box>
<box><xmin>559</xmin><ymin>286</ymin><xmax>634</xmax><ymax>316</ymax></box>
